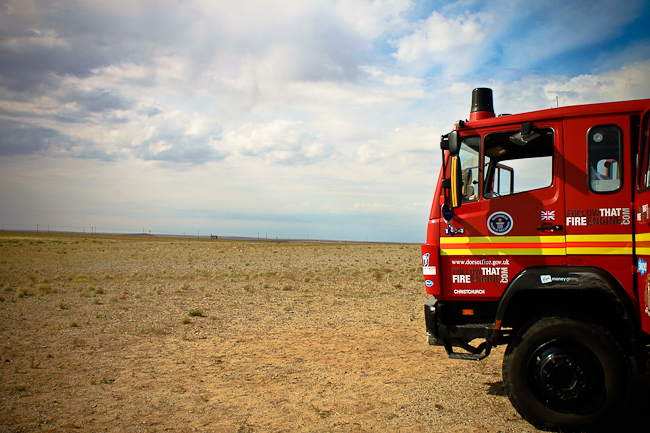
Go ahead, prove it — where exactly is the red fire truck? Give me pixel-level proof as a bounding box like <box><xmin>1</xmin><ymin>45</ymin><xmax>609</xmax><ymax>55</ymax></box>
<box><xmin>422</xmin><ymin>88</ymin><xmax>650</xmax><ymax>432</ymax></box>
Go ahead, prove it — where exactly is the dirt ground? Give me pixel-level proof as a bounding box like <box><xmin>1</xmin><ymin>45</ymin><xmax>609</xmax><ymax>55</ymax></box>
<box><xmin>0</xmin><ymin>233</ymin><xmax>648</xmax><ymax>432</ymax></box>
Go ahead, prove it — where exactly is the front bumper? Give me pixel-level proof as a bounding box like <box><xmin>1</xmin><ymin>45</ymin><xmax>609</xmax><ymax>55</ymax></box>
<box><xmin>424</xmin><ymin>296</ymin><xmax>496</xmax><ymax>360</ymax></box>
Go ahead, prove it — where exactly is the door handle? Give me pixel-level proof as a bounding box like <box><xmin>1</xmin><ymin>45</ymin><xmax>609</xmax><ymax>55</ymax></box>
<box><xmin>536</xmin><ymin>224</ymin><xmax>563</xmax><ymax>231</ymax></box>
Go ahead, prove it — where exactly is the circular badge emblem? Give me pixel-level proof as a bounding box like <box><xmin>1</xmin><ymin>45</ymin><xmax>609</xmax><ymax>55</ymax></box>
<box><xmin>487</xmin><ymin>211</ymin><xmax>513</xmax><ymax>235</ymax></box>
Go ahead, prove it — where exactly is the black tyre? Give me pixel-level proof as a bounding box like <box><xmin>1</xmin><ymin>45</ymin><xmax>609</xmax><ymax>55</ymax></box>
<box><xmin>502</xmin><ymin>316</ymin><xmax>630</xmax><ymax>432</ymax></box>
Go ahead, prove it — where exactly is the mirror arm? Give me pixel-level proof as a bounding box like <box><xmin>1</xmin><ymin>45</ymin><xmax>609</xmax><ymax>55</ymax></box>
<box><xmin>441</xmin><ymin>204</ymin><xmax>458</xmax><ymax>236</ymax></box>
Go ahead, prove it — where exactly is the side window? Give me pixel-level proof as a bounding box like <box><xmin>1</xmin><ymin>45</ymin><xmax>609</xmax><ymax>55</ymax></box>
<box><xmin>483</xmin><ymin>127</ymin><xmax>554</xmax><ymax>198</ymax></box>
<box><xmin>458</xmin><ymin>137</ymin><xmax>480</xmax><ymax>203</ymax></box>
<box><xmin>641</xmin><ymin>112</ymin><xmax>650</xmax><ymax>192</ymax></box>
<box><xmin>589</xmin><ymin>125</ymin><xmax>622</xmax><ymax>193</ymax></box>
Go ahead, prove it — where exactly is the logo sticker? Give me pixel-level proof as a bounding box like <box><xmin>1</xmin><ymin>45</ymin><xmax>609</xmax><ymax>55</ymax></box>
<box><xmin>487</xmin><ymin>211</ymin><xmax>513</xmax><ymax>235</ymax></box>
<box><xmin>539</xmin><ymin>275</ymin><xmax>578</xmax><ymax>284</ymax></box>
<box><xmin>566</xmin><ymin>208</ymin><xmax>631</xmax><ymax>226</ymax></box>
<box><xmin>639</xmin><ymin>258</ymin><xmax>648</xmax><ymax>276</ymax></box>
<box><xmin>425</xmin><ymin>280</ymin><xmax>434</xmax><ymax>287</ymax></box>
<box><xmin>422</xmin><ymin>253</ymin><xmax>430</xmax><ymax>267</ymax></box>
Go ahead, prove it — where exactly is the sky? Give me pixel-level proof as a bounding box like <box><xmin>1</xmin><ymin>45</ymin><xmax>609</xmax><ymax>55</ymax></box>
<box><xmin>1</xmin><ymin>0</ymin><xmax>650</xmax><ymax>242</ymax></box>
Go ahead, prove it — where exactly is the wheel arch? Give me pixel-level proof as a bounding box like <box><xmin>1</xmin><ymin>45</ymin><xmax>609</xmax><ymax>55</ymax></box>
<box><xmin>494</xmin><ymin>266</ymin><xmax>640</xmax><ymax>356</ymax></box>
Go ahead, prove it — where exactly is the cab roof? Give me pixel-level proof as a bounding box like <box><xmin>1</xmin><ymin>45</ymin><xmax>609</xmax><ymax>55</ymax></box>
<box><xmin>459</xmin><ymin>98</ymin><xmax>650</xmax><ymax>130</ymax></box>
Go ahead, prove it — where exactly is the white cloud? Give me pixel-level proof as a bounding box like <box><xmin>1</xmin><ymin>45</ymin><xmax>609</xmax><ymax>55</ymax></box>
<box><xmin>542</xmin><ymin>60</ymin><xmax>650</xmax><ymax>105</ymax></box>
<box><xmin>1</xmin><ymin>0</ymin><xmax>649</xmax><ymax>241</ymax></box>
<box><xmin>335</xmin><ymin>0</ymin><xmax>413</xmax><ymax>39</ymax></box>
<box><xmin>222</xmin><ymin>120</ymin><xmax>330</xmax><ymax>165</ymax></box>
<box><xmin>393</xmin><ymin>11</ymin><xmax>488</xmax><ymax>63</ymax></box>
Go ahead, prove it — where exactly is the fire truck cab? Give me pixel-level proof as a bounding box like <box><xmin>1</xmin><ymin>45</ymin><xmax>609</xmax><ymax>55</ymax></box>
<box><xmin>422</xmin><ymin>88</ymin><xmax>650</xmax><ymax>432</ymax></box>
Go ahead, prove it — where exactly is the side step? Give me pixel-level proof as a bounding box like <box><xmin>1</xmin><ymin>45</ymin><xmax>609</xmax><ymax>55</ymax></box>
<box><xmin>444</xmin><ymin>339</ymin><xmax>492</xmax><ymax>361</ymax></box>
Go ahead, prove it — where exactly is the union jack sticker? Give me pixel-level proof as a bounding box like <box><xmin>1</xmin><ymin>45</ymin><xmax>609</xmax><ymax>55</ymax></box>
<box><xmin>541</xmin><ymin>210</ymin><xmax>555</xmax><ymax>221</ymax></box>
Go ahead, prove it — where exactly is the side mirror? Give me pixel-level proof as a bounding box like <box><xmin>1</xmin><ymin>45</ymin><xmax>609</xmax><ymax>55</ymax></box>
<box><xmin>442</xmin><ymin>155</ymin><xmax>463</xmax><ymax>209</ymax></box>
<box><xmin>449</xmin><ymin>154</ymin><xmax>463</xmax><ymax>208</ymax></box>
<box><xmin>440</xmin><ymin>131</ymin><xmax>460</xmax><ymax>156</ymax></box>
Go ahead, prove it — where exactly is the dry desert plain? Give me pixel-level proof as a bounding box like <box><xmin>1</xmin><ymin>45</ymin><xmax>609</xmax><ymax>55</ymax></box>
<box><xmin>1</xmin><ymin>233</ymin><xmax>649</xmax><ymax>432</ymax></box>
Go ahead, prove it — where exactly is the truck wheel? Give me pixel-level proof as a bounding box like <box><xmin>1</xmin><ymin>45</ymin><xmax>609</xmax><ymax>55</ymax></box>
<box><xmin>502</xmin><ymin>316</ymin><xmax>630</xmax><ymax>432</ymax></box>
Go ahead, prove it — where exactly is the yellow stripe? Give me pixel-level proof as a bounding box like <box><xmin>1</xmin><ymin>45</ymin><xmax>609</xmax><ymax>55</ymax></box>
<box><xmin>440</xmin><ymin>235</ymin><xmax>565</xmax><ymax>256</ymax></box>
<box><xmin>441</xmin><ymin>248</ymin><xmax>564</xmax><ymax>256</ymax></box>
<box><xmin>441</xmin><ymin>235</ymin><xmax>565</xmax><ymax>244</ymax></box>
<box><xmin>566</xmin><ymin>234</ymin><xmax>631</xmax><ymax>242</ymax></box>
<box><xmin>566</xmin><ymin>234</ymin><xmax>633</xmax><ymax>255</ymax></box>
<box><xmin>635</xmin><ymin>232</ymin><xmax>650</xmax><ymax>255</ymax></box>
<box><xmin>440</xmin><ymin>234</ymin><xmax>633</xmax><ymax>256</ymax></box>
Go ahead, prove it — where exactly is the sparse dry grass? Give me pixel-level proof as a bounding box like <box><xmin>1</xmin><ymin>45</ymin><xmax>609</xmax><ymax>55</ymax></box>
<box><xmin>0</xmin><ymin>232</ymin><xmax>617</xmax><ymax>432</ymax></box>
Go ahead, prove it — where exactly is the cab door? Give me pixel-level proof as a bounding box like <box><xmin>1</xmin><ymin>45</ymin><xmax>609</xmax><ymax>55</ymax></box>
<box><xmin>439</xmin><ymin>121</ymin><xmax>566</xmax><ymax>301</ymax></box>
<box><xmin>563</xmin><ymin>114</ymin><xmax>636</xmax><ymax>303</ymax></box>
<box><xmin>634</xmin><ymin>107</ymin><xmax>650</xmax><ymax>335</ymax></box>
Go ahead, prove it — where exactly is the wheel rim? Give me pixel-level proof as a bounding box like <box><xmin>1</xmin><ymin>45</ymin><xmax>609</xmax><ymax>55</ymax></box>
<box><xmin>527</xmin><ymin>339</ymin><xmax>604</xmax><ymax>413</ymax></box>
